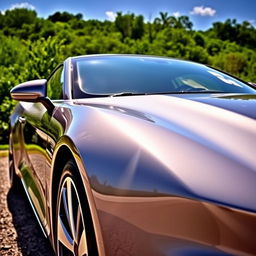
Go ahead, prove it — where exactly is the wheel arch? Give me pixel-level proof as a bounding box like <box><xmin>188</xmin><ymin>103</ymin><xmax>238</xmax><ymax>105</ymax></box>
<box><xmin>50</xmin><ymin>135</ymin><xmax>105</xmax><ymax>256</ymax></box>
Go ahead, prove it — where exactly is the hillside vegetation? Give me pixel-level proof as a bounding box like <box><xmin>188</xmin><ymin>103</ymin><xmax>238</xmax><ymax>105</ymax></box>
<box><xmin>1</xmin><ymin>9</ymin><xmax>256</xmax><ymax>142</ymax></box>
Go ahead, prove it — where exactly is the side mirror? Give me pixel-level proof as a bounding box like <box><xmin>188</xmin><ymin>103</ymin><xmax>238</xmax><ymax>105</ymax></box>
<box><xmin>10</xmin><ymin>79</ymin><xmax>54</xmax><ymax>114</ymax></box>
<box><xmin>10</xmin><ymin>79</ymin><xmax>47</xmax><ymax>101</ymax></box>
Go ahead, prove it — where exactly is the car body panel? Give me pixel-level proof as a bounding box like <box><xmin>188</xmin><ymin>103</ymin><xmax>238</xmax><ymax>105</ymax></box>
<box><xmin>11</xmin><ymin>102</ymin><xmax>49</xmax><ymax>226</ymax></box>
<box><xmin>68</xmin><ymin>94</ymin><xmax>256</xmax><ymax>209</ymax></box>
<box><xmin>93</xmin><ymin>191</ymin><xmax>256</xmax><ymax>256</ymax></box>
<box><xmin>9</xmin><ymin>55</ymin><xmax>256</xmax><ymax>256</ymax></box>
<box><xmin>48</xmin><ymin>93</ymin><xmax>256</xmax><ymax>255</ymax></box>
<box><xmin>190</xmin><ymin>93</ymin><xmax>256</xmax><ymax>120</ymax></box>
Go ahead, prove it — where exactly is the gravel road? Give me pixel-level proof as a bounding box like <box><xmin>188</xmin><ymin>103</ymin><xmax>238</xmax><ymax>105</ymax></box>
<box><xmin>0</xmin><ymin>156</ymin><xmax>55</xmax><ymax>256</ymax></box>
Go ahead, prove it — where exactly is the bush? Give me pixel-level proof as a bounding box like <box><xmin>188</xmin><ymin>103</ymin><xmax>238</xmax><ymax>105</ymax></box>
<box><xmin>0</xmin><ymin>9</ymin><xmax>256</xmax><ymax>143</ymax></box>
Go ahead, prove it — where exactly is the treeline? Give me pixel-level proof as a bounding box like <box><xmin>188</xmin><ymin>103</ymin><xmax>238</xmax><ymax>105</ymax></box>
<box><xmin>0</xmin><ymin>8</ymin><xmax>256</xmax><ymax>142</ymax></box>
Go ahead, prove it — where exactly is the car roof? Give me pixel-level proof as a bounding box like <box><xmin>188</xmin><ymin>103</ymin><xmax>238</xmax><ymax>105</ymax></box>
<box><xmin>69</xmin><ymin>54</ymin><xmax>203</xmax><ymax>66</ymax></box>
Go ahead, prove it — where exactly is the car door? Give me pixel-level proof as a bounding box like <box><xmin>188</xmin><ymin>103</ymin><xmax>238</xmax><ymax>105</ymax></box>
<box><xmin>20</xmin><ymin>100</ymin><xmax>49</xmax><ymax>227</ymax></box>
<box><xmin>14</xmin><ymin>65</ymin><xmax>64</xmax><ymax>229</ymax></box>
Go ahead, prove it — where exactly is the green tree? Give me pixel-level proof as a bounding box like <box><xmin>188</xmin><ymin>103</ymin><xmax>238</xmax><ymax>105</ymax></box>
<box><xmin>48</xmin><ymin>11</ymin><xmax>83</xmax><ymax>23</ymax></box>
<box><xmin>0</xmin><ymin>9</ymin><xmax>256</xmax><ymax>143</ymax></box>
<box><xmin>223</xmin><ymin>52</ymin><xmax>247</xmax><ymax>75</ymax></box>
<box><xmin>194</xmin><ymin>33</ymin><xmax>205</xmax><ymax>47</ymax></box>
<box><xmin>154</xmin><ymin>12</ymin><xmax>173</xmax><ymax>28</ymax></box>
<box><xmin>177</xmin><ymin>16</ymin><xmax>193</xmax><ymax>30</ymax></box>
<box><xmin>115</xmin><ymin>12</ymin><xmax>144</xmax><ymax>40</ymax></box>
<box><xmin>24</xmin><ymin>37</ymin><xmax>65</xmax><ymax>80</ymax></box>
<box><xmin>132</xmin><ymin>15</ymin><xmax>144</xmax><ymax>39</ymax></box>
<box><xmin>3</xmin><ymin>8</ymin><xmax>37</xmax><ymax>29</ymax></box>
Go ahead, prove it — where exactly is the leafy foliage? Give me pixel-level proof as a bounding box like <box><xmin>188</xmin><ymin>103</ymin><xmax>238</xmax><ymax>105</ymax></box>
<box><xmin>0</xmin><ymin>8</ymin><xmax>256</xmax><ymax>143</ymax></box>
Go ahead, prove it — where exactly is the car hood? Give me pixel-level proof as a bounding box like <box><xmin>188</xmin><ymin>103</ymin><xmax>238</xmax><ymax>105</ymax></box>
<box><xmin>74</xmin><ymin>93</ymin><xmax>256</xmax><ymax>211</ymax></box>
<box><xmin>76</xmin><ymin>92</ymin><xmax>256</xmax><ymax>119</ymax></box>
<box><xmin>189</xmin><ymin>93</ymin><xmax>256</xmax><ymax>120</ymax></box>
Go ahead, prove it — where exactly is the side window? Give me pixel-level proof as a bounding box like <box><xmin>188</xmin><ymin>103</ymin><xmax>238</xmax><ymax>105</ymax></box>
<box><xmin>47</xmin><ymin>66</ymin><xmax>64</xmax><ymax>100</ymax></box>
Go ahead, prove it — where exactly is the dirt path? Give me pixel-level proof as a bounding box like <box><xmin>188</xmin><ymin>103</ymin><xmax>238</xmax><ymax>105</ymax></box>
<box><xmin>0</xmin><ymin>156</ymin><xmax>54</xmax><ymax>256</ymax></box>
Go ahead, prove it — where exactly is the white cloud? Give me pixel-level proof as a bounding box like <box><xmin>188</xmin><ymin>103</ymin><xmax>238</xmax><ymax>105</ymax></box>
<box><xmin>190</xmin><ymin>6</ymin><xmax>216</xmax><ymax>16</ymax></box>
<box><xmin>105</xmin><ymin>11</ymin><xmax>116</xmax><ymax>21</ymax></box>
<box><xmin>10</xmin><ymin>2</ymin><xmax>35</xmax><ymax>10</ymax></box>
<box><xmin>172</xmin><ymin>12</ymin><xmax>181</xmax><ymax>18</ymax></box>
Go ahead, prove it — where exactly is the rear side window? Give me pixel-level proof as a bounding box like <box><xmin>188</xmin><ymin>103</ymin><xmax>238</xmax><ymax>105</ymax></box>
<box><xmin>47</xmin><ymin>66</ymin><xmax>64</xmax><ymax>100</ymax></box>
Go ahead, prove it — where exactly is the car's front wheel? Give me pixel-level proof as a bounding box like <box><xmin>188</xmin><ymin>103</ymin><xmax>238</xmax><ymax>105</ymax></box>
<box><xmin>56</xmin><ymin>160</ymin><xmax>94</xmax><ymax>256</ymax></box>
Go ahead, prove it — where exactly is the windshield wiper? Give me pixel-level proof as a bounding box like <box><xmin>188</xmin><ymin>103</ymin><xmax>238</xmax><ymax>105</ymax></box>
<box><xmin>178</xmin><ymin>89</ymin><xmax>223</xmax><ymax>94</ymax></box>
<box><xmin>110</xmin><ymin>90</ymin><xmax>223</xmax><ymax>97</ymax></box>
<box><xmin>110</xmin><ymin>92</ymin><xmax>147</xmax><ymax>97</ymax></box>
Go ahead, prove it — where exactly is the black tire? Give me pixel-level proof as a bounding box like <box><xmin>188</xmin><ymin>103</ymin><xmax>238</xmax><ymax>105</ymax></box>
<box><xmin>55</xmin><ymin>160</ymin><xmax>98</xmax><ymax>256</ymax></box>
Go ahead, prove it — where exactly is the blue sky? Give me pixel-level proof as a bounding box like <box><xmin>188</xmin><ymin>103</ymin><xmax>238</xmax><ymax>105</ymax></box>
<box><xmin>0</xmin><ymin>0</ymin><xmax>255</xmax><ymax>30</ymax></box>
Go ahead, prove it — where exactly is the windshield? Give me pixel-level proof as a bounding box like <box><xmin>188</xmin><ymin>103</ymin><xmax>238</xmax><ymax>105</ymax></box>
<box><xmin>72</xmin><ymin>55</ymin><xmax>255</xmax><ymax>97</ymax></box>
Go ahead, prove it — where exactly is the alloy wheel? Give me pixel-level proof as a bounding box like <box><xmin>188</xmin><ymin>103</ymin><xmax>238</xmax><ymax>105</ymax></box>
<box><xmin>57</xmin><ymin>176</ymin><xmax>88</xmax><ymax>256</ymax></box>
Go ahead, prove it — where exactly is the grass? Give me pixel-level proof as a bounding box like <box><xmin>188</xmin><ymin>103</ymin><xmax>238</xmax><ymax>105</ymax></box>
<box><xmin>0</xmin><ymin>144</ymin><xmax>8</xmax><ymax>157</ymax></box>
<box><xmin>0</xmin><ymin>144</ymin><xmax>46</xmax><ymax>157</ymax></box>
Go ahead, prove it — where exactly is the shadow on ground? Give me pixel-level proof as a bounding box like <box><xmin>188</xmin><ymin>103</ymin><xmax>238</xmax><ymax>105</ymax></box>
<box><xmin>7</xmin><ymin>185</ymin><xmax>55</xmax><ymax>256</ymax></box>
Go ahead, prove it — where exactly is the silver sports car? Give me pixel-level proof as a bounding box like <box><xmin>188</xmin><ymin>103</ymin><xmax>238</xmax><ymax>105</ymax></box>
<box><xmin>9</xmin><ymin>55</ymin><xmax>256</xmax><ymax>256</ymax></box>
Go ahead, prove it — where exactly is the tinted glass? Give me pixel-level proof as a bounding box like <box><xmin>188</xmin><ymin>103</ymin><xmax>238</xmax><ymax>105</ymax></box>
<box><xmin>47</xmin><ymin>66</ymin><xmax>64</xmax><ymax>99</ymax></box>
<box><xmin>73</xmin><ymin>56</ymin><xmax>255</xmax><ymax>96</ymax></box>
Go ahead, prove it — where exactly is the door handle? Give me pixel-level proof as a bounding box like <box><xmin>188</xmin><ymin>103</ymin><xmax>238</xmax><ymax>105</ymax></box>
<box><xmin>18</xmin><ymin>116</ymin><xmax>26</xmax><ymax>124</ymax></box>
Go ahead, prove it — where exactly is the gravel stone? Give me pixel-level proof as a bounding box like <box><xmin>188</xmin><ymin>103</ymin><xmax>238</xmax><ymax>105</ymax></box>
<box><xmin>0</xmin><ymin>156</ymin><xmax>55</xmax><ymax>256</ymax></box>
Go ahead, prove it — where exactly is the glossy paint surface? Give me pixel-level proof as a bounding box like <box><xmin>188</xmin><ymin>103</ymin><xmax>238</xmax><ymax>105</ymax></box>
<box><xmin>50</xmin><ymin>93</ymin><xmax>256</xmax><ymax>255</ymax></box>
<box><xmin>10</xmin><ymin>55</ymin><xmax>256</xmax><ymax>256</ymax></box>
<box><xmin>191</xmin><ymin>93</ymin><xmax>256</xmax><ymax>120</ymax></box>
<box><xmin>10</xmin><ymin>79</ymin><xmax>47</xmax><ymax>100</ymax></box>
